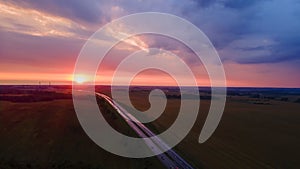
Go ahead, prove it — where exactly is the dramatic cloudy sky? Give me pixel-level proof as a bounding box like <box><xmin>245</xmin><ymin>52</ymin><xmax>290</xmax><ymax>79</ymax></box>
<box><xmin>0</xmin><ymin>0</ymin><xmax>299</xmax><ymax>87</ymax></box>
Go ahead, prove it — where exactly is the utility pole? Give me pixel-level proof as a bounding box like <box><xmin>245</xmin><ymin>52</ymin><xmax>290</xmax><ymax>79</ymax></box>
<box><xmin>38</xmin><ymin>81</ymin><xmax>41</xmax><ymax>91</ymax></box>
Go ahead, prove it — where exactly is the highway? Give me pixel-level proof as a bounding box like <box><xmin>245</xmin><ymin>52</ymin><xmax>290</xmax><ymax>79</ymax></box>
<box><xmin>96</xmin><ymin>93</ymin><xmax>195</xmax><ymax>169</ymax></box>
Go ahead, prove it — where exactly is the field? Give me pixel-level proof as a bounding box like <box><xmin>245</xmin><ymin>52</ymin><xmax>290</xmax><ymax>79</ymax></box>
<box><xmin>0</xmin><ymin>86</ymin><xmax>164</xmax><ymax>169</ymax></box>
<box><xmin>0</xmin><ymin>85</ymin><xmax>300</xmax><ymax>169</ymax></box>
<box><xmin>115</xmin><ymin>87</ymin><xmax>300</xmax><ymax>169</ymax></box>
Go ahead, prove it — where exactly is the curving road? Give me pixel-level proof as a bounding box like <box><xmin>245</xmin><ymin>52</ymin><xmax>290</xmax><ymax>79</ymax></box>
<box><xmin>96</xmin><ymin>93</ymin><xmax>194</xmax><ymax>169</ymax></box>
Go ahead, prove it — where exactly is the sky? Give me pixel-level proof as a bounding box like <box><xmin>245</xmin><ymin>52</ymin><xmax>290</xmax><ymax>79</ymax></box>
<box><xmin>0</xmin><ymin>0</ymin><xmax>300</xmax><ymax>87</ymax></box>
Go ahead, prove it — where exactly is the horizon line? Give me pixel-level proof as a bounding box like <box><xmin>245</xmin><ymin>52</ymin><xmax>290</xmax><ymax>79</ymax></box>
<box><xmin>0</xmin><ymin>84</ymin><xmax>300</xmax><ymax>89</ymax></box>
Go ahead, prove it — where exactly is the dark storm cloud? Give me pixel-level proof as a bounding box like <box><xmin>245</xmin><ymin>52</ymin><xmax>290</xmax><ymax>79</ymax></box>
<box><xmin>178</xmin><ymin>0</ymin><xmax>300</xmax><ymax>64</ymax></box>
<box><xmin>190</xmin><ymin>0</ymin><xmax>217</xmax><ymax>7</ymax></box>
<box><xmin>222</xmin><ymin>0</ymin><xmax>262</xmax><ymax>9</ymax></box>
<box><xmin>273</xmin><ymin>37</ymin><xmax>300</xmax><ymax>62</ymax></box>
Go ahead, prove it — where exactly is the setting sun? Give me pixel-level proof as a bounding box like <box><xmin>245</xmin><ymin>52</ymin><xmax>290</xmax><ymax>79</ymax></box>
<box><xmin>73</xmin><ymin>74</ymin><xmax>88</xmax><ymax>84</ymax></box>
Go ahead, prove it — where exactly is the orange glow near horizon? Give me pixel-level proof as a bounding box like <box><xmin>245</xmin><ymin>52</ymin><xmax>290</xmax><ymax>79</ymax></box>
<box><xmin>1</xmin><ymin>61</ymin><xmax>300</xmax><ymax>87</ymax></box>
<box><xmin>73</xmin><ymin>74</ymin><xmax>91</xmax><ymax>84</ymax></box>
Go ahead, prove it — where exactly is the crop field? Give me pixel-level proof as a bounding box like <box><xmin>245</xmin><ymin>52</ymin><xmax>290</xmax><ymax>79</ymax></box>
<box><xmin>0</xmin><ymin>85</ymin><xmax>299</xmax><ymax>169</ymax></box>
